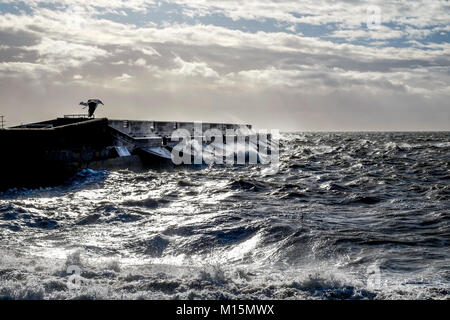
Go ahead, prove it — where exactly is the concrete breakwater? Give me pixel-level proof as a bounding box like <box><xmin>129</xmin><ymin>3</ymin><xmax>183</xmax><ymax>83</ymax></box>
<box><xmin>0</xmin><ymin>117</ymin><xmax>270</xmax><ymax>190</ymax></box>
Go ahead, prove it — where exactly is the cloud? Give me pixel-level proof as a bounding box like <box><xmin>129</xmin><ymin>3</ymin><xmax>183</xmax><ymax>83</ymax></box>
<box><xmin>134</xmin><ymin>58</ymin><xmax>147</xmax><ymax>67</ymax></box>
<box><xmin>141</xmin><ymin>47</ymin><xmax>161</xmax><ymax>56</ymax></box>
<box><xmin>114</xmin><ymin>73</ymin><xmax>133</xmax><ymax>81</ymax></box>
<box><xmin>25</xmin><ymin>37</ymin><xmax>109</xmax><ymax>68</ymax></box>
<box><xmin>0</xmin><ymin>61</ymin><xmax>59</xmax><ymax>77</ymax></box>
<box><xmin>330</xmin><ymin>26</ymin><xmax>405</xmax><ymax>41</ymax></box>
<box><xmin>0</xmin><ymin>0</ymin><xmax>448</xmax><ymax>130</ymax></box>
<box><xmin>172</xmin><ymin>56</ymin><xmax>219</xmax><ymax>78</ymax></box>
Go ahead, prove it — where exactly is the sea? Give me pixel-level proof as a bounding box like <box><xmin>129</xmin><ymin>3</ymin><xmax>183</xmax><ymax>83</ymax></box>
<box><xmin>0</xmin><ymin>132</ymin><xmax>448</xmax><ymax>300</ymax></box>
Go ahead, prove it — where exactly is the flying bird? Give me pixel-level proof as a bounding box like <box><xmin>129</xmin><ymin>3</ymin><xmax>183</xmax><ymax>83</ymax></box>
<box><xmin>79</xmin><ymin>99</ymin><xmax>104</xmax><ymax>118</ymax></box>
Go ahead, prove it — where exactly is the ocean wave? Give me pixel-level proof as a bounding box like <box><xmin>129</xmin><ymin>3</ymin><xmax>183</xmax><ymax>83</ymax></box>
<box><xmin>0</xmin><ymin>132</ymin><xmax>449</xmax><ymax>300</ymax></box>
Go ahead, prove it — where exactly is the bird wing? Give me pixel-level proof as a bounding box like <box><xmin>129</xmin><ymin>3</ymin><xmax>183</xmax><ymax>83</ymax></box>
<box><xmin>86</xmin><ymin>99</ymin><xmax>104</xmax><ymax>105</ymax></box>
<box><xmin>79</xmin><ymin>102</ymin><xmax>88</xmax><ymax>106</ymax></box>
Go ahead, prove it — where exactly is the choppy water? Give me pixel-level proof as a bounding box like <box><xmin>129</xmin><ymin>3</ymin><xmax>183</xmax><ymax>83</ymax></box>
<box><xmin>0</xmin><ymin>132</ymin><xmax>449</xmax><ymax>300</ymax></box>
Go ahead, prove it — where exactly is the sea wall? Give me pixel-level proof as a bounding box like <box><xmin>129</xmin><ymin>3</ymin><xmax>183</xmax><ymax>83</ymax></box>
<box><xmin>108</xmin><ymin>120</ymin><xmax>252</xmax><ymax>138</ymax></box>
<box><xmin>0</xmin><ymin>117</ymin><xmax>257</xmax><ymax>190</ymax></box>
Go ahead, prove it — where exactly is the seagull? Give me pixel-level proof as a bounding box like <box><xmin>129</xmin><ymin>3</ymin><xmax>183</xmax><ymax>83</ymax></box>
<box><xmin>79</xmin><ymin>99</ymin><xmax>104</xmax><ymax>118</ymax></box>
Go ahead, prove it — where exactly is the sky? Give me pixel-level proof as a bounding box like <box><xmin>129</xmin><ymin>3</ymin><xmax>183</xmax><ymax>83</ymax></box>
<box><xmin>0</xmin><ymin>0</ymin><xmax>449</xmax><ymax>131</ymax></box>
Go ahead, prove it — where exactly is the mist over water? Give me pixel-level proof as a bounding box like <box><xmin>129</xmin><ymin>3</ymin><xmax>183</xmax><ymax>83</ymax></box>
<box><xmin>0</xmin><ymin>132</ymin><xmax>449</xmax><ymax>300</ymax></box>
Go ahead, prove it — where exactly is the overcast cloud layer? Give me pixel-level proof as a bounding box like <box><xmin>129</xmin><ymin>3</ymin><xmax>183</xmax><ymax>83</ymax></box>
<box><xmin>0</xmin><ymin>0</ymin><xmax>449</xmax><ymax>130</ymax></box>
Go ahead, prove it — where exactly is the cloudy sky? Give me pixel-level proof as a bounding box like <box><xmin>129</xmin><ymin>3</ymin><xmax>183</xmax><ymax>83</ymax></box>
<box><xmin>0</xmin><ymin>0</ymin><xmax>449</xmax><ymax>130</ymax></box>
